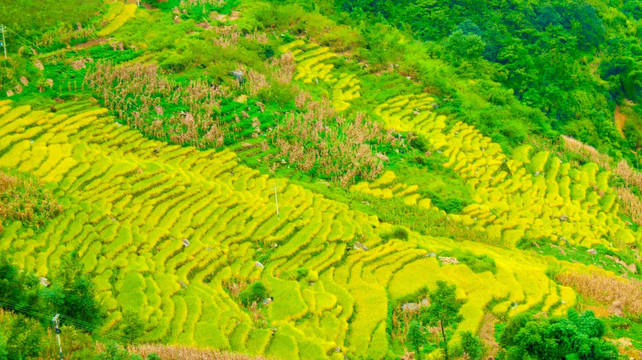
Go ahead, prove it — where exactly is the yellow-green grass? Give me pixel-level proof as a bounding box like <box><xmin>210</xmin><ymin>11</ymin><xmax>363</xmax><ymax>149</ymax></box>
<box><xmin>98</xmin><ymin>3</ymin><xmax>137</xmax><ymax>37</ymax></box>
<box><xmin>369</xmin><ymin>89</ymin><xmax>639</xmax><ymax>249</ymax></box>
<box><xmin>280</xmin><ymin>40</ymin><xmax>362</xmax><ymax>110</ymax></box>
<box><xmin>0</xmin><ymin>101</ymin><xmax>608</xmax><ymax>359</ymax></box>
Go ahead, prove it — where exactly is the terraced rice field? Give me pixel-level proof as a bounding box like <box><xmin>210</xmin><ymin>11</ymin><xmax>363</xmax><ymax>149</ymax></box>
<box><xmin>350</xmin><ymin>171</ymin><xmax>432</xmax><ymax>209</ymax></box>
<box><xmin>0</xmin><ymin>98</ymin><xmax>589</xmax><ymax>358</ymax></box>
<box><xmin>279</xmin><ymin>40</ymin><xmax>361</xmax><ymax>112</ymax></box>
<box><xmin>356</xmin><ymin>92</ymin><xmax>641</xmax><ymax>249</ymax></box>
<box><xmin>97</xmin><ymin>1</ymin><xmax>138</xmax><ymax>37</ymax></box>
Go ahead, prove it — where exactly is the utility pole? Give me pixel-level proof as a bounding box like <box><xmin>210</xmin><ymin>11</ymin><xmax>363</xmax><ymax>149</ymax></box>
<box><xmin>273</xmin><ymin>183</ymin><xmax>279</xmax><ymax>220</ymax></box>
<box><xmin>1</xmin><ymin>24</ymin><xmax>6</xmax><ymax>59</ymax></box>
<box><xmin>52</xmin><ymin>314</ymin><xmax>63</xmax><ymax>360</ymax></box>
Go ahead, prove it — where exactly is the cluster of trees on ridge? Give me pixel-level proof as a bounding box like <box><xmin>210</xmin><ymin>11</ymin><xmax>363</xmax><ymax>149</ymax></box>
<box><xmin>319</xmin><ymin>0</ymin><xmax>642</xmax><ymax>165</ymax></box>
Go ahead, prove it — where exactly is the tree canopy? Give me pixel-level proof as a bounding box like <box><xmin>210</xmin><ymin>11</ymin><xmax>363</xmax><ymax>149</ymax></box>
<box><xmin>499</xmin><ymin>310</ymin><xmax>619</xmax><ymax>360</ymax></box>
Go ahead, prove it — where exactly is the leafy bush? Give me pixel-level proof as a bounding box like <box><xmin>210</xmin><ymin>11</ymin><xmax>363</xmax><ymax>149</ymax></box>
<box><xmin>282</xmin><ymin>267</ymin><xmax>309</xmax><ymax>281</ymax></box>
<box><xmin>0</xmin><ymin>253</ymin><xmax>103</xmax><ymax>331</ymax></box>
<box><xmin>119</xmin><ymin>311</ymin><xmax>145</xmax><ymax>344</ymax></box>
<box><xmin>428</xmin><ymin>196</ymin><xmax>469</xmax><ymax>214</ymax></box>
<box><xmin>48</xmin><ymin>251</ymin><xmax>103</xmax><ymax>328</ymax></box>
<box><xmin>94</xmin><ymin>343</ymin><xmax>144</xmax><ymax>360</ymax></box>
<box><xmin>458</xmin><ymin>331</ymin><xmax>484</xmax><ymax>360</ymax></box>
<box><xmin>407</xmin><ymin>319</ymin><xmax>425</xmax><ymax>353</ymax></box>
<box><xmin>380</xmin><ymin>227</ymin><xmax>409</xmax><ymax>242</ymax></box>
<box><xmin>439</xmin><ymin>249</ymin><xmax>497</xmax><ymax>274</ymax></box>
<box><xmin>498</xmin><ymin>310</ymin><xmax>618</xmax><ymax>360</ymax></box>
<box><xmin>419</xmin><ymin>281</ymin><xmax>464</xmax><ymax>360</ymax></box>
<box><xmin>2</xmin><ymin>314</ymin><xmax>46</xmax><ymax>360</ymax></box>
<box><xmin>238</xmin><ymin>281</ymin><xmax>268</xmax><ymax>306</ymax></box>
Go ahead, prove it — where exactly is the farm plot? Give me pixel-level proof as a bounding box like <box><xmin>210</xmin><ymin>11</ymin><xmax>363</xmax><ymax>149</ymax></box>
<box><xmin>367</xmin><ymin>91</ymin><xmax>640</xmax><ymax>249</ymax></box>
<box><xmin>0</xmin><ymin>100</ymin><xmax>597</xmax><ymax>359</ymax></box>
<box><xmin>280</xmin><ymin>40</ymin><xmax>361</xmax><ymax>112</ymax></box>
<box><xmin>97</xmin><ymin>2</ymin><xmax>138</xmax><ymax>37</ymax></box>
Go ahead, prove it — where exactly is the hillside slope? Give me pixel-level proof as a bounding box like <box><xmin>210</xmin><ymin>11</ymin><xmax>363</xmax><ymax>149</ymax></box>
<box><xmin>0</xmin><ymin>0</ymin><xmax>641</xmax><ymax>359</ymax></box>
<box><xmin>0</xmin><ymin>99</ymin><xmax>592</xmax><ymax>358</ymax></box>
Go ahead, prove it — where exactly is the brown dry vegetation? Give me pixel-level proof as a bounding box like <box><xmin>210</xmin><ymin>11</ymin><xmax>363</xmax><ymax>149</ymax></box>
<box><xmin>85</xmin><ymin>63</ymin><xmax>229</xmax><ymax>148</ymax></box>
<box><xmin>614</xmin><ymin>105</ymin><xmax>627</xmax><ymax>138</ymax></box>
<box><xmin>556</xmin><ymin>271</ymin><xmax>642</xmax><ymax>316</ymax></box>
<box><xmin>36</xmin><ymin>23</ymin><xmax>95</xmax><ymax>48</ymax></box>
<box><xmin>212</xmin><ymin>25</ymin><xmax>240</xmax><ymax>48</ymax></box>
<box><xmin>270</xmin><ymin>53</ymin><xmax>296</xmax><ymax>85</ymax></box>
<box><xmin>129</xmin><ymin>344</ymin><xmax>269</xmax><ymax>360</ymax></box>
<box><xmin>562</xmin><ymin>135</ymin><xmax>642</xmax><ymax>188</ymax></box>
<box><xmin>270</xmin><ymin>97</ymin><xmax>406</xmax><ymax>186</ymax></box>
<box><xmin>0</xmin><ymin>170</ymin><xmax>62</xmax><ymax>232</ymax></box>
<box><xmin>561</xmin><ymin>135</ymin><xmax>612</xmax><ymax>169</ymax></box>
<box><xmin>614</xmin><ymin>186</ymin><xmax>642</xmax><ymax>225</ymax></box>
<box><xmin>85</xmin><ymin>62</ymin><xmax>401</xmax><ymax>186</ymax></box>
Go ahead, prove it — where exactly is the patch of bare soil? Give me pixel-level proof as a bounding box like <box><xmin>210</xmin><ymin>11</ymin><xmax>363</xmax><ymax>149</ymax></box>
<box><xmin>615</xmin><ymin>105</ymin><xmax>627</xmax><ymax>138</ymax></box>
<box><xmin>75</xmin><ymin>38</ymin><xmax>107</xmax><ymax>49</ymax></box>
<box><xmin>480</xmin><ymin>313</ymin><xmax>499</xmax><ymax>359</ymax></box>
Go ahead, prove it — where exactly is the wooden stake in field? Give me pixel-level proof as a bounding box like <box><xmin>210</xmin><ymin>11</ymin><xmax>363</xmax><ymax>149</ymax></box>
<box><xmin>273</xmin><ymin>183</ymin><xmax>279</xmax><ymax>220</ymax></box>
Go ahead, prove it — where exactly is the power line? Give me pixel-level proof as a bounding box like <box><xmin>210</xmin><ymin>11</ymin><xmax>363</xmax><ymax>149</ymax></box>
<box><xmin>2</xmin><ymin>24</ymin><xmax>43</xmax><ymax>54</ymax></box>
<box><xmin>0</xmin><ymin>298</ymin><xmax>132</xmax><ymax>344</ymax></box>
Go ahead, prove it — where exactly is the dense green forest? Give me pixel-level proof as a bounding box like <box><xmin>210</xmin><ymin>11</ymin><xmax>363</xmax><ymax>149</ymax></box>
<box><xmin>306</xmin><ymin>0</ymin><xmax>642</xmax><ymax>162</ymax></box>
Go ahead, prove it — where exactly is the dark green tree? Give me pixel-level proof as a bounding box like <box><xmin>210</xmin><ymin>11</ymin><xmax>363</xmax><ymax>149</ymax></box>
<box><xmin>407</xmin><ymin>319</ymin><xmax>425</xmax><ymax>355</ymax></box>
<box><xmin>0</xmin><ymin>338</ymin><xmax>7</xmax><ymax>360</ymax></box>
<box><xmin>238</xmin><ymin>281</ymin><xmax>268</xmax><ymax>306</ymax></box>
<box><xmin>6</xmin><ymin>314</ymin><xmax>46</xmax><ymax>360</ymax></box>
<box><xmin>499</xmin><ymin>310</ymin><xmax>618</xmax><ymax>360</ymax></box>
<box><xmin>119</xmin><ymin>310</ymin><xmax>145</xmax><ymax>344</ymax></box>
<box><xmin>444</xmin><ymin>30</ymin><xmax>486</xmax><ymax>60</ymax></box>
<box><xmin>421</xmin><ymin>281</ymin><xmax>463</xmax><ymax>360</ymax></box>
<box><xmin>459</xmin><ymin>331</ymin><xmax>484</xmax><ymax>360</ymax></box>
<box><xmin>0</xmin><ymin>255</ymin><xmax>42</xmax><ymax>313</ymax></box>
<box><xmin>46</xmin><ymin>251</ymin><xmax>103</xmax><ymax>328</ymax></box>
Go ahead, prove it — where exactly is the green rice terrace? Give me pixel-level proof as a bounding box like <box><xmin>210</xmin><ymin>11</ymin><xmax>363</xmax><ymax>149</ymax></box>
<box><xmin>0</xmin><ymin>0</ymin><xmax>641</xmax><ymax>359</ymax></box>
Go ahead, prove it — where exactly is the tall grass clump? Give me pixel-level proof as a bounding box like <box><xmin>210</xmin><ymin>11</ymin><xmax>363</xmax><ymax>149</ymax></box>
<box><xmin>556</xmin><ymin>271</ymin><xmax>642</xmax><ymax>316</ymax></box>
<box><xmin>271</xmin><ymin>98</ymin><xmax>406</xmax><ymax>186</ymax></box>
<box><xmin>129</xmin><ymin>344</ymin><xmax>268</xmax><ymax>360</ymax></box>
<box><xmin>85</xmin><ymin>63</ymin><xmax>229</xmax><ymax>148</ymax></box>
<box><xmin>0</xmin><ymin>170</ymin><xmax>62</xmax><ymax>232</ymax></box>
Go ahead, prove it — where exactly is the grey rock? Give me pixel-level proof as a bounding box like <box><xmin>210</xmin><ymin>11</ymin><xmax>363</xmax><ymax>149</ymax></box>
<box><xmin>231</xmin><ymin>70</ymin><xmax>244</xmax><ymax>83</ymax></box>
